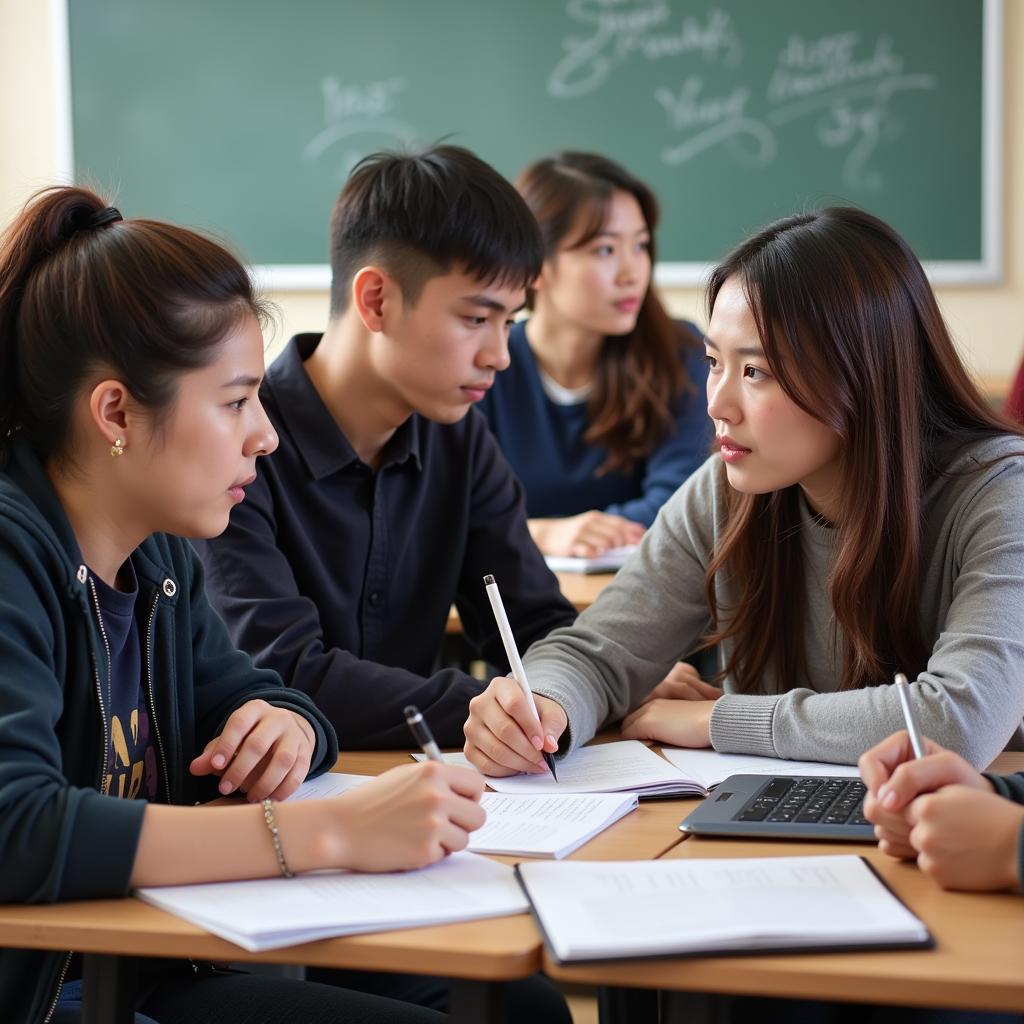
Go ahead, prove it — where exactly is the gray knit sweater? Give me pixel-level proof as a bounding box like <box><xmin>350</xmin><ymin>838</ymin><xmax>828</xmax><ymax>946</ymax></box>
<box><xmin>526</xmin><ymin>437</ymin><xmax>1024</xmax><ymax>767</ymax></box>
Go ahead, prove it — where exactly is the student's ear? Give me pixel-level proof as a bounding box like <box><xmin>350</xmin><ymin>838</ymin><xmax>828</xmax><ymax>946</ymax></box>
<box><xmin>88</xmin><ymin>379</ymin><xmax>133</xmax><ymax>453</ymax></box>
<box><xmin>351</xmin><ymin>266</ymin><xmax>394</xmax><ymax>333</ymax></box>
<box><xmin>531</xmin><ymin>260</ymin><xmax>555</xmax><ymax>295</ymax></box>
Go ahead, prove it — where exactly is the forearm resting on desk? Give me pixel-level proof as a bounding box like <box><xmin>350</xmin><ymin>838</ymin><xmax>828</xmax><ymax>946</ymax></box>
<box><xmin>130</xmin><ymin>762</ymin><xmax>486</xmax><ymax>887</ymax></box>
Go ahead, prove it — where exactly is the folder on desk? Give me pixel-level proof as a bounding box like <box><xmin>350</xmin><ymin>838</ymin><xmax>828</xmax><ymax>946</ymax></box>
<box><xmin>516</xmin><ymin>855</ymin><xmax>932</xmax><ymax>964</ymax></box>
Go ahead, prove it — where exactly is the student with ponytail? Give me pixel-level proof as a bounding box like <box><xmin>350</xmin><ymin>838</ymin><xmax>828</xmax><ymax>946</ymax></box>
<box><xmin>0</xmin><ymin>187</ymin><xmax>490</xmax><ymax>1024</ymax></box>
<box><xmin>463</xmin><ymin>207</ymin><xmax>1024</xmax><ymax>776</ymax></box>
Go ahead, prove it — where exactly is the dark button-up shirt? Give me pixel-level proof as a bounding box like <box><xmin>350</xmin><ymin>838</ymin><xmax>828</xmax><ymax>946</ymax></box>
<box><xmin>195</xmin><ymin>334</ymin><xmax>577</xmax><ymax>749</ymax></box>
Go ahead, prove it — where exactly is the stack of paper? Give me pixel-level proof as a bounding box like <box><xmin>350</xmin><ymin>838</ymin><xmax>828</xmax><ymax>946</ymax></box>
<box><xmin>470</xmin><ymin>792</ymin><xmax>637</xmax><ymax>858</ymax></box>
<box><xmin>136</xmin><ymin>851</ymin><xmax>527</xmax><ymax>952</ymax></box>
<box><xmin>516</xmin><ymin>855</ymin><xmax>932</xmax><ymax>963</ymax></box>
<box><xmin>287</xmin><ymin>772</ymin><xmax>638</xmax><ymax>858</ymax></box>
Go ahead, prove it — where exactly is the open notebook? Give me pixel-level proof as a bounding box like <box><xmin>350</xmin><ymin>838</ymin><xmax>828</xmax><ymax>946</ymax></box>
<box><xmin>289</xmin><ymin>772</ymin><xmax>638</xmax><ymax>858</ymax></box>
<box><xmin>516</xmin><ymin>855</ymin><xmax>932</xmax><ymax>963</ymax></box>
<box><xmin>418</xmin><ymin>741</ymin><xmax>858</xmax><ymax>799</ymax></box>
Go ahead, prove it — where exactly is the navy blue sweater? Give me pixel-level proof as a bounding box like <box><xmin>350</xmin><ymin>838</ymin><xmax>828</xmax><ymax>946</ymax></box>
<box><xmin>478</xmin><ymin>320</ymin><xmax>712</xmax><ymax>526</ymax></box>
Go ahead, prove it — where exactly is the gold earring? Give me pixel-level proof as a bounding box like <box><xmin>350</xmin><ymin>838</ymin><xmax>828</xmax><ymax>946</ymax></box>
<box><xmin>110</xmin><ymin>438</ymin><xmax>126</xmax><ymax>458</ymax></box>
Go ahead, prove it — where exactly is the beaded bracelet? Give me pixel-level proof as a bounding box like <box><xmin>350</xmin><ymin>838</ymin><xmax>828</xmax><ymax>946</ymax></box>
<box><xmin>261</xmin><ymin>798</ymin><xmax>294</xmax><ymax>878</ymax></box>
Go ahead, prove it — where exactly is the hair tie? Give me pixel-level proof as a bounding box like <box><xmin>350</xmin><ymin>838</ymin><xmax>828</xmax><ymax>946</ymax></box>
<box><xmin>88</xmin><ymin>206</ymin><xmax>123</xmax><ymax>229</ymax></box>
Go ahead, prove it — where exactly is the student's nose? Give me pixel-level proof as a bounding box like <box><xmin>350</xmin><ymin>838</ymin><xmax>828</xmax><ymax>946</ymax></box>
<box><xmin>616</xmin><ymin>250</ymin><xmax>640</xmax><ymax>286</ymax></box>
<box><xmin>246</xmin><ymin>399</ymin><xmax>279</xmax><ymax>458</ymax></box>
<box><xmin>478</xmin><ymin>323</ymin><xmax>511</xmax><ymax>372</ymax></box>
<box><xmin>706</xmin><ymin>369</ymin><xmax>740</xmax><ymax>426</ymax></box>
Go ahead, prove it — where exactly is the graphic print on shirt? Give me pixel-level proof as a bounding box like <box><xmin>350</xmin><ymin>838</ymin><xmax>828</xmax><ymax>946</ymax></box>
<box><xmin>106</xmin><ymin>705</ymin><xmax>158</xmax><ymax>800</ymax></box>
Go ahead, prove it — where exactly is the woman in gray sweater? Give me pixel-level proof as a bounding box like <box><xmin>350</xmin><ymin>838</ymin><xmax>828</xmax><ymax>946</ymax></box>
<box><xmin>463</xmin><ymin>207</ymin><xmax>1024</xmax><ymax>774</ymax></box>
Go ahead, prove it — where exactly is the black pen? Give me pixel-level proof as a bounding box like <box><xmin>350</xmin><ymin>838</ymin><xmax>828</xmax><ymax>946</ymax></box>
<box><xmin>483</xmin><ymin>574</ymin><xmax>558</xmax><ymax>780</ymax></box>
<box><xmin>404</xmin><ymin>704</ymin><xmax>444</xmax><ymax>763</ymax></box>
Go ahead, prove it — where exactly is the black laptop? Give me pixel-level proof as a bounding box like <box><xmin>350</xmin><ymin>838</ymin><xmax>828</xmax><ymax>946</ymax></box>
<box><xmin>679</xmin><ymin>774</ymin><xmax>875</xmax><ymax>841</ymax></box>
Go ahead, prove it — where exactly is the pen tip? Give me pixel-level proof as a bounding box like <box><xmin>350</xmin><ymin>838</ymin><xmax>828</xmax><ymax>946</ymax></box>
<box><xmin>482</xmin><ymin>574</ymin><xmax>495</xmax><ymax>586</ymax></box>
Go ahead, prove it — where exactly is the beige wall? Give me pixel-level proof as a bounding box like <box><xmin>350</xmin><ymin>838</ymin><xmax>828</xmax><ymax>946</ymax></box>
<box><xmin>2</xmin><ymin>0</ymin><xmax>1021</xmax><ymax>390</ymax></box>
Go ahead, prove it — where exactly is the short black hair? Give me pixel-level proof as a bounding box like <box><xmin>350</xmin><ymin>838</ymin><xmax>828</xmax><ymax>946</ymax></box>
<box><xmin>328</xmin><ymin>144</ymin><xmax>543</xmax><ymax>316</ymax></box>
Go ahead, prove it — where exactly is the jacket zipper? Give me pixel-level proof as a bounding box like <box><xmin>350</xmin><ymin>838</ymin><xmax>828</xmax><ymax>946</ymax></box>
<box><xmin>87</xmin><ymin>577</ymin><xmax>113</xmax><ymax>794</ymax></box>
<box><xmin>43</xmin><ymin>577</ymin><xmax>114</xmax><ymax>1023</ymax></box>
<box><xmin>40</xmin><ymin>952</ymin><xmax>73</xmax><ymax>1024</ymax></box>
<box><xmin>142</xmin><ymin>590</ymin><xmax>171</xmax><ymax>801</ymax></box>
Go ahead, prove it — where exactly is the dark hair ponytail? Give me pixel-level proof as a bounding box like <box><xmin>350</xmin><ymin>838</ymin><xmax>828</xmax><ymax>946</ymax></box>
<box><xmin>0</xmin><ymin>186</ymin><xmax>269</xmax><ymax>467</ymax></box>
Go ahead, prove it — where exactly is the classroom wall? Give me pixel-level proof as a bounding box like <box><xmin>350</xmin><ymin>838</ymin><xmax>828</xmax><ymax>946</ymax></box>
<box><xmin>2</xmin><ymin>0</ymin><xmax>1022</xmax><ymax>389</ymax></box>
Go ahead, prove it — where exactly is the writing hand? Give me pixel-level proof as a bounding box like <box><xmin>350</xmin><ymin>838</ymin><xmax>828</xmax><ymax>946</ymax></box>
<box><xmin>463</xmin><ymin>676</ymin><xmax>567</xmax><ymax>777</ymax></box>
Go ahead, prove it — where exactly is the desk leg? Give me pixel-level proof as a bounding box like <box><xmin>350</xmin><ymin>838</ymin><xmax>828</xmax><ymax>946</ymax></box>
<box><xmin>598</xmin><ymin>985</ymin><xmax>659</xmax><ymax>1024</ymax></box>
<box><xmin>81</xmin><ymin>953</ymin><xmax>137</xmax><ymax>1024</ymax></box>
<box><xmin>449</xmin><ymin>979</ymin><xmax>507</xmax><ymax>1024</ymax></box>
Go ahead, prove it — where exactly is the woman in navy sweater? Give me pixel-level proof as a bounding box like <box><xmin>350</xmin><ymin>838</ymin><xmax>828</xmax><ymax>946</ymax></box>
<box><xmin>478</xmin><ymin>152</ymin><xmax>710</xmax><ymax>559</ymax></box>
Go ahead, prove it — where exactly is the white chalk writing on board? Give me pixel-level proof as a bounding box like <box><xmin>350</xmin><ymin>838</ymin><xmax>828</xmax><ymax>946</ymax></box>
<box><xmin>303</xmin><ymin>76</ymin><xmax>416</xmax><ymax>181</ymax></box>
<box><xmin>651</xmin><ymin>28</ymin><xmax>933</xmax><ymax>190</ymax></box>
<box><xmin>548</xmin><ymin>1</ymin><xmax>742</xmax><ymax>99</ymax></box>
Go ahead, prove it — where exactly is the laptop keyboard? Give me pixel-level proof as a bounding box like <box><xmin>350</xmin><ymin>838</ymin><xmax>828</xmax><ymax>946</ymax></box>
<box><xmin>732</xmin><ymin>777</ymin><xmax>870</xmax><ymax>827</ymax></box>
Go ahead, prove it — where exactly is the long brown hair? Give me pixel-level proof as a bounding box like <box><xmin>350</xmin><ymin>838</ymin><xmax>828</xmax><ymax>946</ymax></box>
<box><xmin>702</xmin><ymin>207</ymin><xmax>1024</xmax><ymax>693</ymax></box>
<box><xmin>0</xmin><ymin>186</ymin><xmax>269</xmax><ymax>468</ymax></box>
<box><xmin>515</xmin><ymin>152</ymin><xmax>694</xmax><ymax>474</ymax></box>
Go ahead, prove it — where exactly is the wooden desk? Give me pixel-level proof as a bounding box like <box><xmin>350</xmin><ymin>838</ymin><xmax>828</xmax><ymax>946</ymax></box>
<box><xmin>7</xmin><ymin>752</ymin><xmax>1021</xmax><ymax>1021</ymax></box>
<box><xmin>0</xmin><ymin>745</ymin><xmax>685</xmax><ymax>1023</ymax></box>
<box><xmin>446</xmin><ymin>571</ymin><xmax>613</xmax><ymax>634</ymax></box>
<box><xmin>545</xmin><ymin>751</ymin><xmax>1024</xmax><ymax>1020</ymax></box>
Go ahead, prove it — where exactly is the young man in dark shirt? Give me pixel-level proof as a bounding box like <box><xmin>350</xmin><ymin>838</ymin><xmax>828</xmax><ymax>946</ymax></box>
<box><xmin>196</xmin><ymin>145</ymin><xmax>576</xmax><ymax>749</ymax></box>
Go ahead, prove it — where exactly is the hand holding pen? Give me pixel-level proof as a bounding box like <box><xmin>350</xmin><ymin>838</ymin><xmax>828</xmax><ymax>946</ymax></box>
<box><xmin>859</xmin><ymin>672</ymin><xmax>994</xmax><ymax>859</ymax></box>
<box><xmin>482</xmin><ymin>574</ymin><xmax>560</xmax><ymax>780</ymax></box>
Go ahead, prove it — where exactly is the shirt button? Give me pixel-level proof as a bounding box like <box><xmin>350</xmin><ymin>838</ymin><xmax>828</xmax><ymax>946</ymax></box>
<box><xmin>368</xmin><ymin>591</ymin><xmax>383</xmax><ymax>607</ymax></box>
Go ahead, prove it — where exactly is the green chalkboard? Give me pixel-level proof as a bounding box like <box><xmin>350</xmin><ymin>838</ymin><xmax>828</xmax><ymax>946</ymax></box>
<box><xmin>66</xmin><ymin>0</ymin><xmax>1000</xmax><ymax>285</ymax></box>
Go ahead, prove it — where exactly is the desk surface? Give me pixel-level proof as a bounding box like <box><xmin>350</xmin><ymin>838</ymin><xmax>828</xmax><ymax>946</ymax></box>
<box><xmin>2</xmin><ymin>751</ymin><xmax>1021</xmax><ymax>1005</ymax></box>
<box><xmin>0</xmin><ymin>744</ymin><xmax>688</xmax><ymax>981</ymax></box>
<box><xmin>446</xmin><ymin>571</ymin><xmax>612</xmax><ymax>634</ymax></box>
<box><xmin>542</xmin><ymin>750</ymin><xmax>1024</xmax><ymax>1013</ymax></box>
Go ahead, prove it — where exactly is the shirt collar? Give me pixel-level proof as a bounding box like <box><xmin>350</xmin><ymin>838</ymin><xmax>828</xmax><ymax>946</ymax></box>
<box><xmin>265</xmin><ymin>334</ymin><xmax>422</xmax><ymax>479</ymax></box>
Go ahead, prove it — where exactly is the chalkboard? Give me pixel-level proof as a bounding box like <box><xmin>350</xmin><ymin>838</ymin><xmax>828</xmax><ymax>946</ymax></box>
<box><xmin>64</xmin><ymin>0</ymin><xmax>1001</xmax><ymax>286</ymax></box>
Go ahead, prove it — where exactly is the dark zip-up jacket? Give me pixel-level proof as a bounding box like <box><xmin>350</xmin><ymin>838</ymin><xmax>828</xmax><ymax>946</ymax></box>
<box><xmin>0</xmin><ymin>440</ymin><xmax>338</xmax><ymax>1023</ymax></box>
<box><xmin>984</xmin><ymin>770</ymin><xmax>1024</xmax><ymax>887</ymax></box>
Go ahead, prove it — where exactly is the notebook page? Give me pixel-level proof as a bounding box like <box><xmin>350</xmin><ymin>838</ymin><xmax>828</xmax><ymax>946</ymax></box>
<box><xmin>659</xmin><ymin>749</ymin><xmax>861</xmax><ymax>790</ymax></box>
<box><xmin>415</xmin><ymin>741</ymin><xmax>702</xmax><ymax>796</ymax></box>
<box><xmin>286</xmin><ymin>772</ymin><xmax>372</xmax><ymax>800</ymax></box>
<box><xmin>470</xmin><ymin>792</ymin><xmax>638</xmax><ymax>858</ymax></box>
